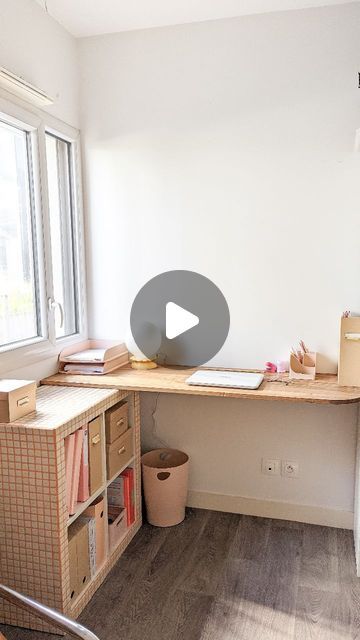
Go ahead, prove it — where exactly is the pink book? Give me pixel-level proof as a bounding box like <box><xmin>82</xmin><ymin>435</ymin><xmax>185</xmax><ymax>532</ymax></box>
<box><xmin>64</xmin><ymin>433</ymin><xmax>75</xmax><ymax>514</ymax></box>
<box><xmin>77</xmin><ymin>424</ymin><xmax>89</xmax><ymax>503</ymax></box>
<box><xmin>69</xmin><ymin>428</ymin><xmax>84</xmax><ymax>515</ymax></box>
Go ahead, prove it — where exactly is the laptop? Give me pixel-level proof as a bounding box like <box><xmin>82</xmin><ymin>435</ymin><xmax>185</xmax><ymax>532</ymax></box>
<box><xmin>186</xmin><ymin>370</ymin><xmax>264</xmax><ymax>390</ymax></box>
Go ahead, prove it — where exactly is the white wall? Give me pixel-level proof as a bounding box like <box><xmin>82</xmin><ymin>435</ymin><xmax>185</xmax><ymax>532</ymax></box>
<box><xmin>0</xmin><ymin>0</ymin><xmax>80</xmax><ymax>127</ymax></box>
<box><xmin>79</xmin><ymin>4</ymin><xmax>360</xmax><ymax>524</ymax></box>
<box><xmin>141</xmin><ymin>392</ymin><xmax>358</xmax><ymax>525</ymax></box>
<box><xmin>79</xmin><ymin>3</ymin><xmax>360</xmax><ymax>373</ymax></box>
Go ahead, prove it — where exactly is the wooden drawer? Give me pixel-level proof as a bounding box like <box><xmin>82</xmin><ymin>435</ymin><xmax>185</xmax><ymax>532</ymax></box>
<box><xmin>106</xmin><ymin>427</ymin><xmax>133</xmax><ymax>480</ymax></box>
<box><xmin>0</xmin><ymin>380</ymin><xmax>36</xmax><ymax>423</ymax></box>
<box><xmin>105</xmin><ymin>401</ymin><xmax>128</xmax><ymax>443</ymax></box>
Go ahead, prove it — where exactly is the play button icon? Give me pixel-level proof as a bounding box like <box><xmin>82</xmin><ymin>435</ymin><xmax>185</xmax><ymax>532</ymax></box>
<box><xmin>130</xmin><ymin>270</ymin><xmax>230</xmax><ymax>367</ymax></box>
<box><xmin>166</xmin><ymin>302</ymin><xmax>199</xmax><ymax>340</ymax></box>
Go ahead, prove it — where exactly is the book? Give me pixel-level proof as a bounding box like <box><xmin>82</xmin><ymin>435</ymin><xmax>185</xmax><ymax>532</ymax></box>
<box><xmin>64</xmin><ymin>433</ymin><xmax>75</xmax><ymax>515</ymax></box>
<box><xmin>121</xmin><ymin>468</ymin><xmax>135</xmax><ymax>526</ymax></box>
<box><xmin>120</xmin><ymin>472</ymin><xmax>131</xmax><ymax>527</ymax></box>
<box><xmin>69</xmin><ymin>428</ymin><xmax>84</xmax><ymax>515</ymax></box>
<box><xmin>77</xmin><ymin>424</ymin><xmax>89</xmax><ymax>503</ymax></box>
<box><xmin>127</xmin><ymin>467</ymin><xmax>135</xmax><ymax>525</ymax></box>
<box><xmin>107</xmin><ymin>476</ymin><xmax>124</xmax><ymax>507</ymax></box>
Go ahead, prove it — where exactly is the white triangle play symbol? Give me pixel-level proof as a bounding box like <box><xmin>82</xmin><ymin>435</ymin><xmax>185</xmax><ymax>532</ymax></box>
<box><xmin>166</xmin><ymin>302</ymin><xmax>199</xmax><ymax>340</ymax></box>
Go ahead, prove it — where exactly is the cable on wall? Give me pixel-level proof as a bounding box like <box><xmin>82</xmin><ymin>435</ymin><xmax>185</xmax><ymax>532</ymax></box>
<box><xmin>150</xmin><ymin>392</ymin><xmax>168</xmax><ymax>448</ymax></box>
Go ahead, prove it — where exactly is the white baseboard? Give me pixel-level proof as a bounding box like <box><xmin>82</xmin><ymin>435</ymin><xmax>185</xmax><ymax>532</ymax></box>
<box><xmin>187</xmin><ymin>490</ymin><xmax>354</xmax><ymax>530</ymax></box>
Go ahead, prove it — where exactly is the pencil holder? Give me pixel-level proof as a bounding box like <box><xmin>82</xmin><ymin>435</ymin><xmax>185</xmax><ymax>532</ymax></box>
<box><xmin>289</xmin><ymin>352</ymin><xmax>316</xmax><ymax>380</ymax></box>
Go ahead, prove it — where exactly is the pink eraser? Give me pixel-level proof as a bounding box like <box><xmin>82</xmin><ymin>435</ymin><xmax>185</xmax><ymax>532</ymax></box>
<box><xmin>265</xmin><ymin>362</ymin><xmax>277</xmax><ymax>373</ymax></box>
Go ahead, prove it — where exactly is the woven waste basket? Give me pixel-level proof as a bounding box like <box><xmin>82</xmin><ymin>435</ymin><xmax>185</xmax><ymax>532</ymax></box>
<box><xmin>141</xmin><ymin>448</ymin><xmax>189</xmax><ymax>527</ymax></box>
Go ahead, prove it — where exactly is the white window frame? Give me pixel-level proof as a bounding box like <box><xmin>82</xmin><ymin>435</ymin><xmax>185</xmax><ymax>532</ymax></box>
<box><xmin>0</xmin><ymin>92</ymin><xmax>87</xmax><ymax>375</ymax></box>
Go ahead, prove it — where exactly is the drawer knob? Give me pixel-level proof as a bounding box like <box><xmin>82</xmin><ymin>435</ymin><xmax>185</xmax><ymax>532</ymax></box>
<box><xmin>118</xmin><ymin>446</ymin><xmax>126</xmax><ymax>455</ymax></box>
<box><xmin>116</xmin><ymin>418</ymin><xmax>125</xmax><ymax>427</ymax></box>
<box><xmin>92</xmin><ymin>434</ymin><xmax>101</xmax><ymax>445</ymax></box>
<box><xmin>17</xmin><ymin>396</ymin><xmax>29</xmax><ymax>407</ymax></box>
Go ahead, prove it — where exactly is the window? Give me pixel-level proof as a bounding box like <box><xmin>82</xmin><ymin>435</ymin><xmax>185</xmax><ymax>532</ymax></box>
<box><xmin>46</xmin><ymin>133</ymin><xmax>78</xmax><ymax>338</ymax></box>
<box><xmin>0</xmin><ymin>120</ymin><xmax>40</xmax><ymax>347</ymax></box>
<box><xmin>0</xmin><ymin>98</ymin><xmax>86</xmax><ymax>367</ymax></box>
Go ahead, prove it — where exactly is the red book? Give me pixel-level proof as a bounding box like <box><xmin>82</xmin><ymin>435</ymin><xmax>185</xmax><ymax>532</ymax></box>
<box><xmin>77</xmin><ymin>424</ymin><xmax>89</xmax><ymax>503</ymax></box>
<box><xmin>121</xmin><ymin>468</ymin><xmax>135</xmax><ymax>525</ymax></box>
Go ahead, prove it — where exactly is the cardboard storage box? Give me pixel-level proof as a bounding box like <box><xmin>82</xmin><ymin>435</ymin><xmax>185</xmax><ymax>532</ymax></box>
<box><xmin>0</xmin><ymin>379</ymin><xmax>36</xmax><ymax>423</ymax></box>
<box><xmin>68</xmin><ymin>518</ymin><xmax>91</xmax><ymax>601</ymax></box>
<box><xmin>106</xmin><ymin>427</ymin><xmax>133</xmax><ymax>480</ymax></box>
<box><xmin>105</xmin><ymin>401</ymin><xmax>128</xmax><ymax>443</ymax></box>
<box><xmin>108</xmin><ymin>506</ymin><xmax>127</xmax><ymax>549</ymax></box>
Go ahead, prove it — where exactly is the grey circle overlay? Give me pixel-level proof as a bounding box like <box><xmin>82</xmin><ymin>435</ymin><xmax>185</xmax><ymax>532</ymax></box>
<box><xmin>130</xmin><ymin>270</ymin><xmax>230</xmax><ymax>367</ymax></box>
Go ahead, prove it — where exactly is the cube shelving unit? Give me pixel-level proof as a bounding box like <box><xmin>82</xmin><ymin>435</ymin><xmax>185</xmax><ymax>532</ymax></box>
<box><xmin>0</xmin><ymin>384</ymin><xmax>142</xmax><ymax>633</ymax></box>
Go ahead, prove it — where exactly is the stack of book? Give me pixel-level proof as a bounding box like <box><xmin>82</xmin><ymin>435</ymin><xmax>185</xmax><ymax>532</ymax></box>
<box><xmin>107</xmin><ymin>468</ymin><xmax>135</xmax><ymax>526</ymax></box>
<box><xmin>65</xmin><ymin>425</ymin><xmax>89</xmax><ymax>516</ymax></box>
<box><xmin>59</xmin><ymin>339</ymin><xmax>129</xmax><ymax>375</ymax></box>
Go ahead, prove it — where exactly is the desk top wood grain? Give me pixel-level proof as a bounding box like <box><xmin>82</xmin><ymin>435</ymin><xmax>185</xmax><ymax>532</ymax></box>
<box><xmin>42</xmin><ymin>366</ymin><xmax>360</xmax><ymax>404</ymax></box>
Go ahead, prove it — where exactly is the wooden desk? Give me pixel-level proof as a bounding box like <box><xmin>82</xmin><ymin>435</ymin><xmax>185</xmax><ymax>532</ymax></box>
<box><xmin>43</xmin><ymin>366</ymin><xmax>360</xmax><ymax>405</ymax></box>
<box><xmin>42</xmin><ymin>365</ymin><xmax>360</xmax><ymax>575</ymax></box>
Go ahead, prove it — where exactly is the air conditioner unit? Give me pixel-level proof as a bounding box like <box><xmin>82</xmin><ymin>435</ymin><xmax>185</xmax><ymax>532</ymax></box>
<box><xmin>0</xmin><ymin>67</ymin><xmax>54</xmax><ymax>107</ymax></box>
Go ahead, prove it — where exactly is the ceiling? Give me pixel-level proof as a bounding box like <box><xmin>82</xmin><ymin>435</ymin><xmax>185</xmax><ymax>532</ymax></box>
<box><xmin>35</xmin><ymin>0</ymin><xmax>357</xmax><ymax>37</ymax></box>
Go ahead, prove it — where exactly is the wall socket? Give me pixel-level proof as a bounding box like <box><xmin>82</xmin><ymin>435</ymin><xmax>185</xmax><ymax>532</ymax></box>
<box><xmin>261</xmin><ymin>458</ymin><xmax>299</xmax><ymax>478</ymax></box>
<box><xmin>261</xmin><ymin>458</ymin><xmax>280</xmax><ymax>476</ymax></box>
<box><xmin>281</xmin><ymin>460</ymin><xmax>299</xmax><ymax>478</ymax></box>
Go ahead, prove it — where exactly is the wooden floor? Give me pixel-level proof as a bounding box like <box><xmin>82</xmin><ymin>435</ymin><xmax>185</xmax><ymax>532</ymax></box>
<box><xmin>1</xmin><ymin>509</ymin><xmax>360</xmax><ymax>640</ymax></box>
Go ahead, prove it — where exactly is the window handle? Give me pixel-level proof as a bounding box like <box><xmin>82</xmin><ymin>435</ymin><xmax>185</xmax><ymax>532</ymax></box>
<box><xmin>48</xmin><ymin>297</ymin><xmax>64</xmax><ymax>328</ymax></box>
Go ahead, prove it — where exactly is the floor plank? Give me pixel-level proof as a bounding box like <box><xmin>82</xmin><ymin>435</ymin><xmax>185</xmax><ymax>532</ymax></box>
<box><xmin>299</xmin><ymin>523</ymin><xmax>339</xmax><ymax>593</ymax></box>
<box><xmin>1</xmin><ymin>511</ymin><xmax>359</xmax><ymax>640</ymax></box>
<box><xmin>336</xmin><ymin>528</ymin><xmax>360</xmax><ymax>638</ymax></box>
<box><xmin>294</xmin><ymin>586</ymin><xmax>352</xmax><ymax>640</ymax></box>
<box><xmin>177</xmin><ymin>510</ymin><xmax>240</xmax><ymax>595</ymax></box>
<box><xmin>229</xmin><ymin>515</ymin><xmax>271</xmax><ymax>562</ymax></box>
<box><xmin>201</xmin><ymin>518</ymin><xmax>302</xmax><ymax>640</ymax></box>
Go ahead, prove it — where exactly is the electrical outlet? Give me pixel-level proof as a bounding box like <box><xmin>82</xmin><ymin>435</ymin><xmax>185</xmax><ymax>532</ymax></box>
<box><xmin>281</xmin><ymin>460</ymin><xmax>299</xmax><ymax>478</ymax></box>
<box><xmin>262</xmin><ymin>458</ymin><xmax>280</xmax><ymax>476</ymax></box>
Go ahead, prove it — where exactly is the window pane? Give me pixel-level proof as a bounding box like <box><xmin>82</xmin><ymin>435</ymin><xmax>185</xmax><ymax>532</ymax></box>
<box><xmin>46</xmin><ymin>133</ymin><xmax>77</xmax><ymax>338</ymax></box>
<box><xmin>0</xmin><ymin>120</ymin><xmax>39</xmax><ymax>348</ymax></box>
